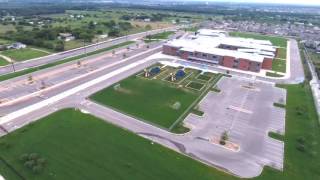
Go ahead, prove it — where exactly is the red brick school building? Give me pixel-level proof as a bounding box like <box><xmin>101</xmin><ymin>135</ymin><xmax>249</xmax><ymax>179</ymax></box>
<box><xmin>163</xmin><ymin>29</ymin><xmax>280</xmax><ymax>72</ymax></box>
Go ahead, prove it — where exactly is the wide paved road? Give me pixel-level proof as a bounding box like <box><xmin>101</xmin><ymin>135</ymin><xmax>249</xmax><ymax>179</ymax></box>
<box><xmin>0</xmin><ymin>26</ymin><xmax>178</xmax><ymax>76</ymax></box>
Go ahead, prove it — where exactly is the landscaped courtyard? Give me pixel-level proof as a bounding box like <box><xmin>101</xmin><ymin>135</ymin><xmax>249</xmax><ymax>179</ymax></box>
<box><xmin>91</xmin><ymin>64</ymin><xmax>220</xmax><ymax>130</ymax></box>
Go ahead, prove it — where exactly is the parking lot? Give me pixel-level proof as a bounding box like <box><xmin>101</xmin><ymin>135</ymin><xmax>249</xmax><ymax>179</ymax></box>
<box><xmin>184</xmin><ymin>77</ymin><xmax>286</xmax><ymax>170</ymax></box>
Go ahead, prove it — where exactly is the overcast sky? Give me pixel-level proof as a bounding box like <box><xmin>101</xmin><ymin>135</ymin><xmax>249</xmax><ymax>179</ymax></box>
<box><xmin>203</xmin><ymin>0</ymin><xmax>320</xmax><ymax>5</ymax></box>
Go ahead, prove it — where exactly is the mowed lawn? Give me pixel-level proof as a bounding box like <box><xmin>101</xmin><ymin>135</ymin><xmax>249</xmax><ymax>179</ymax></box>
<box><xmin>0</xmin><ymin>109</ymin><xmax>233</xmax><ymax>180</ymax></box>
<box><xmin>272</xmin><ymin>59</ymin><xmax>286</xmax><ymax>73</ymax></box>
<box><xmin>277</xmin><ymin>48</ymin><xmax>287</xmax><ymax>59</ymax></box>
<box><xmin>256</xmin><ymin>83</ymin><xmax>320</xmax><ymax>180</ymax></box>
<box><xmin>1</xmin><ymin>48</ymin><xmax>50</xmax><ymax>62</ymax></box>
<box><xmin>229</xmin><ymin>32</ymin><xmax>287</xmax><ymax>48</ymax></box>
<box><xmin>91</xmin><ymin>76</ymin><xmax>199</xmax><ymax>128</ymax></box>
<box><xmin>0</xmin><ymin>57</ymin><xmax>9</xmax><ymax>66</ymax></box>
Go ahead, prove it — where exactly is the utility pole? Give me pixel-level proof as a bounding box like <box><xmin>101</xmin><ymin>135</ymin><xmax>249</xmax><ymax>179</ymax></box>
<box><xmin>83</xmin><ymin>40</ymin><xmax>87</xmax><ymax>57</ymax></box>
<box><xmin>11</xmin><ymin>62</ymin><xmax>15</xmax><ymax>72</ymax></box>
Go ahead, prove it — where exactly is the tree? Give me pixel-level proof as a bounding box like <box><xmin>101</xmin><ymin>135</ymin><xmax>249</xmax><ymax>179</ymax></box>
<box><xmin>145</xmin><ymin>24</ymin><xmax>152</xmax><ymax>30</ymax></box>
<box><xmin>219</xmin><ymin>131</ymin><xmax>229</xmax><ymax>145</ymax></box>
<box><xmin>28</xmin><ymin>75</ymin><xmax>33</xmax><ymax>83</ymax></box>
<box><xmin>55</xmin><ymin>40</ymin><xmax>64</xmax><ymax>51</ymax></box>
<box><xmin>108</xmin><ymin>28</ymin><xmax>120</xmax><ymax>37</ymax></box>
<box><xmin>77</xmin><ymin>61</ymin><xmax>81</xmax><ymax>67</ymax></box>
<box><xmin>79</xmin><ymin>32</ymin><xmax>94</xmax><ymax>42</ymax></box>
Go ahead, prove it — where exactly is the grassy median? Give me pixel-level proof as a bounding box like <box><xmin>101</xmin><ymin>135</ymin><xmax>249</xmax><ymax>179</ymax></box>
<box><xmin>0</xmin><ymin>41</ymin><xmax>134</xmax><ymax>82</ymax></box>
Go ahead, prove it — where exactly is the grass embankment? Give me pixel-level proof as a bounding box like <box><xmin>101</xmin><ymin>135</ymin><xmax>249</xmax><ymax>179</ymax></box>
<box><xmin>0</xmin><ymin>41</ymin><xmax>134</xmax><ymax>82</ymax></box>
<box><xmin>1</xmin><ymin>48</ymin><xmax>50</xmax><ymax>62</ymax></box>
<box><xmin>144</xmin><ymin>31</ymin><xmax>174</xmax><ymax>43</ymax></box>
<box><xmin>0</xmin><ymin>109</ymin><xmax>233</xmax><ymax>180</ymax></box>
<box><xmin>0</xmin><ymin>57</ymin><xmax>9</xmax><ymax>66</ymax></box>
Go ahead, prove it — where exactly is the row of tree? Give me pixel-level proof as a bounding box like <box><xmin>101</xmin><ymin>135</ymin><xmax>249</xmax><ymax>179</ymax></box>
<box><xmin>1</xmin><ymin>20</ymin><xmax>133</xmax><ymax>52</ymax></box>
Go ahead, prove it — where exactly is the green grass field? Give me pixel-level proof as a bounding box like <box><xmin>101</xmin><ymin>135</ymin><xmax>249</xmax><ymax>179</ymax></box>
<box><xmin>186</xmin><ymin>81</ymin><xmax>205</xmax><ymax>90</ymax></box>
<box><xmin>1</xmin><ymin>48</ymin><xmax>50</xmax><ymax>62</ymax></box>
<box><xmin>0</xmin><ymin>109</ymin><xmax>233</xmax><ymax>180</ymax></box>
<box><xmin>266</xmin><ymin>72</ymin><xmax>284</xmax><ymax>77</ymax></box>
<box><xmin>146</xmin><ymin>31</ymin><xmax>174</xmax><ymax>40</ymax></box>
<box><xmin>0</xmin><ymin>57</ymin><xmax>9</xmax><ymax>66</ymax></box>
<box><xmin>272</xmin><ymin>59</ymin><xmax>286</xmax><ymax>73</ymax></box>
<box><xmin>197</xmin><ymin>74</ymin><xmax>211</xmax><ymax>81</ymax></box>
<box><xmin>277</xmin><ymin>48</ymin><xmax>287</xmax><ymax>59</ymax></box>
<box><xmin>91</xmin><ymin>75</ymin><xmax>199</xmax><ymax>128</ymax></box>
<box><xmin>229</xmin><ymin>32</ymin><xmax>287</xmax><ymax>48</ymax></box>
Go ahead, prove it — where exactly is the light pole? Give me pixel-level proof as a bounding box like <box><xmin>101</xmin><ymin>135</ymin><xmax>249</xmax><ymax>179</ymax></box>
<box><xmin>11</xmin><ymin>62</ymin><xmax>15</xmax><ymax>72</ymax></box>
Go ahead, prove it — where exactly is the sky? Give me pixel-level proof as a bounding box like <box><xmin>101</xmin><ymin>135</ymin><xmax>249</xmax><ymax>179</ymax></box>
<box><xmin>203</xmin><ymin>0</ymin><xmax>320</xmax><ymax>6</ymax></box>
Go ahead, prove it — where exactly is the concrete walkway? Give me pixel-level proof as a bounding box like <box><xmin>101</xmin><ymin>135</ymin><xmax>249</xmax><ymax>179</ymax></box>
<box><xmin>0</xmin><ymin>54</ymin><xmax>13</xmax><ymax>63</ymax></box>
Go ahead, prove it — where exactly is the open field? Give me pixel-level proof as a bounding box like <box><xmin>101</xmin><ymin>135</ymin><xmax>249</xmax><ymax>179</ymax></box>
<box><xmin>229</xmin><ymin>32</ymin><xmax>287</xmax><ymax>48</ymax></box>
<box><xmin>0</xmin><ymin>57</ymin><xmax>9</xmax><ymax>66</ymax></box>
<box><xmin>272</xmin><ymin>59</ymin><xmax>286</xmax><ymax>73</ymax></box>
<box><xmin>91</xmin><ymin>65</ymin><xmax>219</xmax><ymax>129</ymax></box>
<box><xmin>1</xmin><ymin>48</ymin><xmax>50</xmax><ymax>62</ymax></box>
<box><xmin>0</xmin><ymin>41</ymin><xmax>134</xmax><ymax>82</ymax></box>
<box><xmin>91</xmin><ymin>73</ymin><xmax>199</xmax><ymax>128</ymax></box>
<box><xmin>0</xmin><ymin>109</ymin><xmax>232</xmax><ymax>180</ymax></box>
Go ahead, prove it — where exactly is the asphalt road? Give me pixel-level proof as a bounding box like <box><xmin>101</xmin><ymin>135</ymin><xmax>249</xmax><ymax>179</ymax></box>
<box><xmin>0</xmin><ymin>26</ymin><xmax>178</xmax><ymax>76</ymax></box>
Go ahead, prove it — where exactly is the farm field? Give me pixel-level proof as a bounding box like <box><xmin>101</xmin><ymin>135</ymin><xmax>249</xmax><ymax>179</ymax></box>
<box><xmin>91</xmin><ymin>65</ymin><xmax>219</xmax><ymax>130</ymax></box>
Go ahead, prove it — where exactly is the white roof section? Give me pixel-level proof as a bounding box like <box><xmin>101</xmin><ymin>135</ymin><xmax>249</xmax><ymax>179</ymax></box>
<box><xmin>196</xmin><ymin>29</ymin><xmax>227</xmax><ymax>37</ymax></box>
<box><xmin>180</xmin><ymin>46</ymin><xmax>265</xmax><ymax>63</ymax></box>
<box><xmin>164</xmin><ymin>30</ymin><xmax>278</xmax><ymax>63</ymax></box>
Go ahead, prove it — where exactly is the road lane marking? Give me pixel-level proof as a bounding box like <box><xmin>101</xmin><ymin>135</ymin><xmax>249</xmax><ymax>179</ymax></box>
<box><xmin>0</xmin><ymin>47</ymin><xmax>161</xmax><ymax>124</ymax></box>
<box><xmin>0</xmin><ymin>46</ymin><xmax>160</xmax><ymax>107</ymax></box>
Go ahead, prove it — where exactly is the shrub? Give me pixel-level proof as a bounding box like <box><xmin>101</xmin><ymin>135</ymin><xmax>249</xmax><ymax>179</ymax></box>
<box><xmin>24</xmin><ymin>160</ymin><xmax>36</xmax><ymax>169</ymax></box>
<box><xmin>296</xmin><ymin>144</ymin><xmax>306</xmax><ymax>152</ymax></box>
<box><xmin>29</xmin><ymin>153</ymin><xmax>39</xmax><ymax>160</ymax></box>
<box><xmin>150</xmin><ymin>67</ymin><xmax>161</xmax><ymax>75</ymax></box>
<box><xmin>32</xmin><ymin>165</ymin><xmax>43</xmax><ymax>174</ymax></box>
<box><xmin>19</xmin><ymin>153</ymin><xmax>29</xmax><ymax>162</ymax></box>
<box><xmin>37</xmin><ymin>158</ymin><xmax>47</xmax><ymax>165</ymax></box>
<box><xmin>172</xmin><ymin>102</ymin><xmax>181</xmax><ymax>110</ymax></box>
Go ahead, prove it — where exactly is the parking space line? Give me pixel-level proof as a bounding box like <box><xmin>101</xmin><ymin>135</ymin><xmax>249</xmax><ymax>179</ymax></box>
<box><xmin>228</xmin><ymin>105</ymin><xmax>253</xmax><ymax>114</ymax></box>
